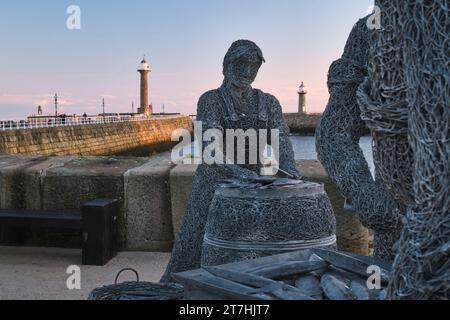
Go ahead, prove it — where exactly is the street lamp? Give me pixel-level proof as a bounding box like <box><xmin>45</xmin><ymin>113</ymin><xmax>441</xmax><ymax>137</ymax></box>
<box><xmin>102</xmin><ymin>98</ymin><xmax>105</xmax><ymax>122</ymax></box>
<box><xmin>54</xmin><ymin>93</ymin><xmax>58</xmax><ymax>118</ymax></box>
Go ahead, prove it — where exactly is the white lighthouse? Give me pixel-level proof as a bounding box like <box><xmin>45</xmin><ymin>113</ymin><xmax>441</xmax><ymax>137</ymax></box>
<box><xmin>137</xmin><ymin>57</ymin><xmax>151</xmax><ymax>116</ymax></box>
<box><xmin>298</xmin><ymin>82</ymin><xmax>307</xmax><ymax>114</ymax></box>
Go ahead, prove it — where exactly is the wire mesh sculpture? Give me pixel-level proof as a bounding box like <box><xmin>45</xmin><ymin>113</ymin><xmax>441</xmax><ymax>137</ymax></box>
<box><xmin>357</xmin><ymin>0</ymin><xmax>449</xmax><ymax>300</ymax></box>
<box><xmin>160</xmin><ymin>40</ymin><xmax>300</xmax><ymax>283</ymax></box>
<box><xmin>318</xmin><ymin>1</ymin><xmax>448</xmax><ymax>299</ymax></box>
<box><xmin>357</xmin><ymin>3</ymin><xmax>415</xmax><ymax>209</ymax></box>
<box><xmin>316</xmin><ymin>17</ymin><xmax>404</xmax><ymax>261</ymax></box>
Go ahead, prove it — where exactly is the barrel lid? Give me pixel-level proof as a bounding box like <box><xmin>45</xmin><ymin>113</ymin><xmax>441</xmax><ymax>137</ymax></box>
<box><xmin>216</xmin><ymin>178</ymin><xmax>324</xmax><ymax>199</ymax></box>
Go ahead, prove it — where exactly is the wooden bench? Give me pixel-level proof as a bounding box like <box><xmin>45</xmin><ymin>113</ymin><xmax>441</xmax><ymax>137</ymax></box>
<box><xmin>0</xmin><ymin>199</ymin><xmax>120</xmax><ymax>266</ymax></box>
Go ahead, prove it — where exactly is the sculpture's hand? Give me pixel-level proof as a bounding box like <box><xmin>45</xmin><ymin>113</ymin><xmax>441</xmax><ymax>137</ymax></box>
<box><xmin>276</xmin><ymin>168</ymin><xmax>302</xmax><ymax>180</ymax></box>
<box><xmin>229</xmin><ymin>165</ymin><xmax>259</xmax><ymax>179</ymax></box>
<box><xmin>352</xmin><ymin>182</ymin><xmax>404</xmax><ymax>233</ymax></box>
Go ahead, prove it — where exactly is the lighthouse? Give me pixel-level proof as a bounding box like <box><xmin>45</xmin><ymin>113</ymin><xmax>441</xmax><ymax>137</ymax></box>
<box><xmin>137</xmin><ymin>57</ymin><xmax>151</xmax><ymax>116</ymax></box>
<box><xmin>298</xmin><ymin>82</ymin><xmax>307</xmax><ymax>114</ymax></box>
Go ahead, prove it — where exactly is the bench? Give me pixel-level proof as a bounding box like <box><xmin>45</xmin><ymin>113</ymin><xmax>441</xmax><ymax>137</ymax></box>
<box><xmin>0</xmin><ymin>199</ymin><xmax>120</xmax><ymax>266</ymax></box>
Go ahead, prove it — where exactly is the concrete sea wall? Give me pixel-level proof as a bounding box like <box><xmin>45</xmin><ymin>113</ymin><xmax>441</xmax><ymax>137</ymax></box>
<box><xmin>0</xmin><ymin>154</ymin><xmax>174</xmax><ymax>251</ymax></box>
<box><xmin>0</xmin><ymin>155</ymin><xmax>369</xmax><ymax>255</ymax></box>
<box><xmin>0</xmin><ymin>116</ymin><xmax>192</xmax><ymax>156</ymax></box>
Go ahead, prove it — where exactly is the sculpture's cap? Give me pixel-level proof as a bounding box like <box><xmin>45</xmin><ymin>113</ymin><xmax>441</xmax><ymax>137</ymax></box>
<box><xmin>223</xmin><ymin>40</ymin><xmax>265</xmax><ymax>74</ymax></box>
<box><xmin>138</xmin><ymin>57</ymin><xmax>151</xmax><ymax>72</ymax></box>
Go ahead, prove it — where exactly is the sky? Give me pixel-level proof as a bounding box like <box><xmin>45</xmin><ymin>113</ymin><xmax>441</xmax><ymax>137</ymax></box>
<box><xmin>0</xmin><ymin>0</ymin><xmax>373</xmax><ymax>120</ymax></box>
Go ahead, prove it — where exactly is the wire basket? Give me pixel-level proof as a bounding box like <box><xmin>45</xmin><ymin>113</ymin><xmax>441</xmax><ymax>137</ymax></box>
<box><xmin>88</xmin><ymin>268</ymin><xmax>184</xmax><ymax>301</ymax></box>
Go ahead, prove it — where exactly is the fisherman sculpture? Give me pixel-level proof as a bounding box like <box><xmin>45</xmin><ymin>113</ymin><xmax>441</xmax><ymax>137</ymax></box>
<box><xmin>161</xmin><ymin>40</ymin><xmax>301</xmax><ymax>282</ymax></box>
<box><xmin>316</xmin><ymin>15</ymin><xmax>404</xmax><ymax>261</ymax></box>
<box><xmin>318</xmin><ymin>0</ymin><xmax>449</xmax><ymax>299</ymax></box>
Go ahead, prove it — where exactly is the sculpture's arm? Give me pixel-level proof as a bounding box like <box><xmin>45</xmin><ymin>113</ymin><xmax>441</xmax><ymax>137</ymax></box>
<box><xmin>268</xmin><ymin>96</ymin><xmax>301</xmax><ymax>179</ymax></box>
<box><xmin>197</xmin><ymin>91</ymin><xmax>258</xmax><ymax>179</ymax></box>
<box><xmin>316</xmin><ymin>57</ymin><xmax>372</xmax><ymax>196</ymax></box>
<box><xmin>316</xmin><ymin>19</ymin><xmax>403</xmax><ymax>231</ymax></box>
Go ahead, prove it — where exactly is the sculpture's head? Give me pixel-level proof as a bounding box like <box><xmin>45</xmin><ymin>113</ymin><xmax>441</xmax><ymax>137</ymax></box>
<box><xmin>223</xmin><ymin>40</ymin><xmax>265</xmax><ymax>88</ymax></box>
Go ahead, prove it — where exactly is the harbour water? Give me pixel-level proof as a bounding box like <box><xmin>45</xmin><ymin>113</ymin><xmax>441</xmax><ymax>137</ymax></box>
<box><xmin>290</xmin><ymin>135</ymin><xmax>375</xmax><ymax>175</ymax></box>
<box><xmin>185</xmin><ymin>135</ymin><xmax>375</xmax><ymax>176</ymax></box>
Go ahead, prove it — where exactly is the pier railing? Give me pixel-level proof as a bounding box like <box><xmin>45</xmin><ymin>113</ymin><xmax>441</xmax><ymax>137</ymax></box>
<box><xmin>0</xmin><ymin>114</ymin><xmax>181</xmax><ymax>131</ymax></box>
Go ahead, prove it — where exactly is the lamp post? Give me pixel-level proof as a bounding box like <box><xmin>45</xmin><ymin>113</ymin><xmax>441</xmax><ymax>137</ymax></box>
<box><xmin>54</xmin><ymin>93</ymin><xmax>58</xmax><ymax>118</ymax></box>
<box><xmin>102</xmin><ymin>98</ymin><xmax>105</xmax><ymax>122</ymax></box>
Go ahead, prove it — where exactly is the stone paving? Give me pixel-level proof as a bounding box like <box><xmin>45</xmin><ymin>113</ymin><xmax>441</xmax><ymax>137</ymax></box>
<box><xmin>0</xmin><ymin>246</ymin><xmax>170</xmax><ymax>300</ymax></box>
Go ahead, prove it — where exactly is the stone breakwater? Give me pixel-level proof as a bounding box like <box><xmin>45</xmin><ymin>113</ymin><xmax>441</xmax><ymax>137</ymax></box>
<box><xmin>0</xmin><ymin>116</ymin><xmax>192</xmax><ymax>156</ymax></box>
<box><xmin>0</xmin><ymin>155</ymin><xmax>369</xmax><ymax>255</ymax></box>
<box><xmin>284</xmin><ymin>113</ymin><xmax>321</xmax><ymax>135</ymax></box>
<box><xmin>284</xmin><ymin>113</ymin><xmax>370</xmax><ymax>136</ymax></box>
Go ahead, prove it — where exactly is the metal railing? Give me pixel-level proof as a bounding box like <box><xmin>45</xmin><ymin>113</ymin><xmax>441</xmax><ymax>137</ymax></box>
<box><xmin>0</xmin><ymin>114</ymin><xmax>179</xmax><ymax>131</ymax></box>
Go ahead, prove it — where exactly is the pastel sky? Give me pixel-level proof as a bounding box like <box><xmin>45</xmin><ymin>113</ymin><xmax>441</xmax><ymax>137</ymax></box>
<box><xmin>0</xmin><ymin>0</ymin><xmax>373</xmax><ymax>120</ymax></box>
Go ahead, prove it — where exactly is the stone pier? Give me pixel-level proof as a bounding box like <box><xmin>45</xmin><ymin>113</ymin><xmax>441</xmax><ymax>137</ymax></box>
<box><xmin>0</xmin><ymin>116</ymin><xmax>192</xmax><ymax>157</ymax></box>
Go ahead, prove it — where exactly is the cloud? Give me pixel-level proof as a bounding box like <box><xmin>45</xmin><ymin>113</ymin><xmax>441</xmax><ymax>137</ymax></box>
<box><xmin>0</xmin><ymin>93</ymin><xmax>51</xmax><ymax>105</ymax></box>
<box><xmin>0</xmin><ymin>92</ymin><xmax>89</xmax><ymax>108</ymax></box>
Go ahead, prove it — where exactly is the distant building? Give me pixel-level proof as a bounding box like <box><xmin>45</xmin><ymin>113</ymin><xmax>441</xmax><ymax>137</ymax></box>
<box><xmin>298</xmin><ymin>82</ymin><xmax>307</xmax><ymax>114</ymax></box>
<box><xmin>137</xmin><ymin>57</ymin><xmax>152</xmax><ymax>116</ymax></box>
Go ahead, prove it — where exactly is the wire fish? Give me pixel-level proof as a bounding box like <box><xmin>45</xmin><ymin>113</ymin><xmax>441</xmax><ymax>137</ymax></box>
<box><xmin>321</xmin><ymin>274</ymin><xmax>354</xmax><ymax>300</ymax></box>
<box><xmin>313</xmin><ymin>249</ymin><xmax>391</xmax><ymax>283</ymax></box>
<box><xmin>172</xmin><ymin>272</ymin><xmax>274</xmax><ymax>300</ymax></box>
<box><xmin>250</xmin><ymin>260</ymin><xmax>329</xmax><ymax>279</ymax></box>
<box><xmin>378</xmin><ymin>289</ymin><xmax>388</xmax><ymax>300</ymax></box>
<box><xmin>271</xmin><ymin>288</ymin><xmax>315</xmax><ymax>301</ymax></box>
<box><xmin>295</xmin><ymin>275</ymin><xmax>323</xmax><ymax>299</ymax></box>
<box><xmin>203</xmin><ymin>267</ymin><xmax>313</xmax><ymax>300</ymax></box>
<box><xmin>350</xmin><ymin>281</ymin><xmax>371</xmax><ymax>300</ymax></box>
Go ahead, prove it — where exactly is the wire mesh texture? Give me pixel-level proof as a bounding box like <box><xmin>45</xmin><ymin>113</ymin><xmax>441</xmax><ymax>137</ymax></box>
<box><xmin>358</xmin><ymin>0</ymin><xmax>449</xmax><ymax>300</ymax></box>
<box><xmin>89</xmin><ymin>268</ymin><xmax>184</xmax><ymax>300</ymax></box>
<box><xmin>316</xmin><ymin>16</ymin><xmax>404</xmax><ymax>262</ymax></box>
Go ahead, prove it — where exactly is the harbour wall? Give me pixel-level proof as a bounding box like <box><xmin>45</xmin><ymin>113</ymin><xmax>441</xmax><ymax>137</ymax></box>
<box><xmin>0</xmin><ymin>116</ymin><xmax>192</xmax><ymax>156</ymax></box>
<box><xmin>284</xmin><ymin>113</ymin><xmax>321</xmax><ymax>135</ymax></box>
